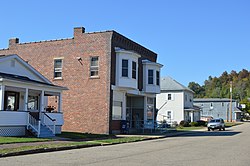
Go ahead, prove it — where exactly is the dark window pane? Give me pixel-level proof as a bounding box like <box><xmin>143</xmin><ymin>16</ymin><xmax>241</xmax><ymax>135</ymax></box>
<box><xmin>148</xmin><ymin>69</ymin><xmax>153</xmax><ymax>84</ymax></box>
<box><xmin>122</xmin><ymin>69</ymin><xmax>128</xmax><ymax>77</ymax></box>
<box><xmin>122</xmin><ymin>59</ymin><xmax>128</xmax><ymax>67</ymax></box>
<box><xmin>156</xmin><ymin>71</ymin><xmax>160</xmax><ymax>85</ymax></box>
<box><xmin>132</xmin><ymin>61</ymin><xmax>136</xmax><ymax>79</ymax></box>
<box><xmin>122</xmin><ymin>59</ymin><xmax>128</xmax><ymax>77</ymax></box>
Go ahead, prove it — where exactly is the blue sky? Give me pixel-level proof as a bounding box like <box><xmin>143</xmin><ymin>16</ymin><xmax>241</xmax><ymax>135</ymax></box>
<box><xmin>0</xmin><ymin>0</ymin><xmax>249</xmax><ymax>86</ymax></box>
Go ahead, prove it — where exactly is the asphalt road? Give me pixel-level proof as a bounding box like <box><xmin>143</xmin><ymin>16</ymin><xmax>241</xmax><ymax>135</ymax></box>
<box><xmin>1</xmin><ymin>123</ymin><xmax>250</xmax><ymax>166</ymax></box>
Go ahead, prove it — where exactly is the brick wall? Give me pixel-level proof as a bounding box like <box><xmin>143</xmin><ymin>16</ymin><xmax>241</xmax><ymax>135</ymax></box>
<box><xmin>0</xmin><ymin>27</ymin><xmax>158</xmax><ymax>134</ymax></box>
<box><xmin>0</xmin><ymin>29</ymin><xmax>112</xmax><ymax>134</ymax></box>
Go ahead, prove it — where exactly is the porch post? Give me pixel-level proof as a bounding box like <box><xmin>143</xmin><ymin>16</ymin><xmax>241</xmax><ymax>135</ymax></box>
<box><xmin>24</xmin><ymin>88</ymin><xmax>28</xmax><ymax>111</ymax></box>
<box><xmin>40</xmin><ymin>90</ymin><xmax>45</xmax><ymax>119</ymax></box>
<box><xmin>0</xmin><ymin>85</ymin><xmax>5</xmax><ymax>110</ymax></box>
<box><xmin>122</xmin><ymin>93</ymin><xmax>126</xmax><ymax>120</ymax></box>
<box><xmin>58</xmin><ymin>92</ymin><xmax>62</xmax><ymax>113</ymax></box>
<box><xmin>190</xmin><ymin>111</ymin><xmax>194</xmax><ymax>122</ymax></box>
<box><xmin>144</xmin><ymin>96</ymin><xmax>147</xmax><ymax>126</ymax></box>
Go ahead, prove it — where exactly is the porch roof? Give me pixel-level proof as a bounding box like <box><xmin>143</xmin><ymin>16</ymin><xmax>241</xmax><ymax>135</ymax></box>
<box><xmin>184</xmin><ymin>105</ymin><xmax>201</xmax><ymax>112</ymax></box>
<box><xmin>0</xmin><ymin>72</ymin><xmax>67</xmax><ymax>90</ymax></box>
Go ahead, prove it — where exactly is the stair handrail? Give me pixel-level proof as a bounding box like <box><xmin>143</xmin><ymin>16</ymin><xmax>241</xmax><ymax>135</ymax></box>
<box><xmin>42</xmin><ymin>112</ymin><xmax>56</xmax><ymax>134</ymax></box>
<box><xmin>27</xmin><ymin>112</ymin><xmax>41</xmax><ymax>137</ymax></box>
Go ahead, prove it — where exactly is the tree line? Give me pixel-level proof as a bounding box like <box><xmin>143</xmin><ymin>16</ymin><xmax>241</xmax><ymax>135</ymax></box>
<box><xmin>188</xmin><ymin>69</ymin><xmax>250</xmax><ymax>113</ymax></box>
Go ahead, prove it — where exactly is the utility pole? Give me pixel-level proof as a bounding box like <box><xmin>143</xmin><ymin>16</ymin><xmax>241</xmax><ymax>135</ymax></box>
<box><xmin>230</xmin><ymin>81</ymin><xmax>233</xmax><ymax>122</ymax></box>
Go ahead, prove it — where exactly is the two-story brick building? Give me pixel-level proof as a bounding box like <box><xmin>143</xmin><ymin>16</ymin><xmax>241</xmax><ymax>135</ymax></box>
<box><xmin>0</xmin><ymin>27</ymin><xmax>162</xmax><ymax>134</ymax></box>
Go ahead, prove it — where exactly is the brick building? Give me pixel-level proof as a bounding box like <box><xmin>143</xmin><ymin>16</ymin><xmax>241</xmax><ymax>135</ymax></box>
<box><xmin>0</xmin><ymin>27</ymin><xmax>163</xmax><ymax>134</ymax></box>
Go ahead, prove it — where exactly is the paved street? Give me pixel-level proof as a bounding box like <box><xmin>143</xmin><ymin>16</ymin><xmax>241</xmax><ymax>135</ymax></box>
<box><xmin>1</xmin><ymin>123</ymin><xmax>250</xmax><ymax>166</ymax></box>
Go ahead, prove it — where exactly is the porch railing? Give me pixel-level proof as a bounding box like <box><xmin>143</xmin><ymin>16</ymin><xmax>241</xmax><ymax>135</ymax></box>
<box><xmin>124</xmin><ymin>120</ymin><xmax>176</xmax><ymax>133</ymax></box>
<box><xmin>41</xmin><ymin>112</ymin><xmax>56</xmax><ymax>134</ymax></box>
<box><xmin>27</xmin><ymin>113</ymin><xmax>41</xmax><ymax>137</ymax></box>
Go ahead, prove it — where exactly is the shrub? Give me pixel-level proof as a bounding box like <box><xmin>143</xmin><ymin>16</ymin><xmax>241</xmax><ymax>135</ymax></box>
<box><xmin>190</xmin><ymin>122</ymin><xmax>199</xmax><ymax>127</ymax></box>
<box><xmin>179</xmin><ymin>120</ymin><xmax>190</xmax><ymax>127</ymax></box>
<box><xmin>197</xmin><ymin>120</ymin><xmax>207</xmax><ymax>126</ymax></box>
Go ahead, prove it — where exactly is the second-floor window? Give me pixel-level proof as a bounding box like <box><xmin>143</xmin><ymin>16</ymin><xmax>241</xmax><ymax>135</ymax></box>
<box><xmin>148</xmin><ymin>69</ymin><xmax>154</xmax><ymax>84</ymax></box>
<box><xmin>168</xmin><ymin>94</ymin><xmax>172</xmax><ymax>100</ymax></box>
<box><xmin>90</xmin><ymin>56</ymin><xmax>99</xmax><ymax>77</ymax></box>
<box><xmin>132</xmin><ymin>61</ymin><xmax>136</xmax><ymax>79</ymax></box>
<box><xmin>122</xmin><ymin>59</ymin><xmax>128</xmax><ymax>77</ymax></box>
<box><xmin>156</xmin><ymin>71</ymin><xmax>160</xmax><ymax>85</ymax></box>
<box><xmin>54</xmin><ymin>59</ymin><xmax>63</xmax><ymax>79</ymax></box>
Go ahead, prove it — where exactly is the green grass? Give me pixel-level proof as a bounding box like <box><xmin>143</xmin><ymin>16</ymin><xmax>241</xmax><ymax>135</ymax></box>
<box><xmin>225</xmin><ymin>122</ymin><xmax>243</xmax><ymax>127</ymax></box>
<box><xmin>57</xmin><ymin>132</ymin><xmax>110</xmax><ymax>139</ymax></box>
<box><xmin>0</xmin><ymin>137</ymin><xmax>146</xmax><ymax>155</ymax></box>
<box><xmin>0</xmin><ymin>142</ymin><xmax>99</xmax><ymax>155</ymax></box>
<box><xmin>0</xmin><ymin>137</ymin><xmax>51</xmax><ymax>145</ymax></box>
<box><xmin>93</xmin><ymin>137</ymin><xmax>145</xmax><ymax>144</ymax></box>
<box><xmin>176</xmin><ymin>126</ymin><xmax>206</xmax><ymax>131</ymax></box>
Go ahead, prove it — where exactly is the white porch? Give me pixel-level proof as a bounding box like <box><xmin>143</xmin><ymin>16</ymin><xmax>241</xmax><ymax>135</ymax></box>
<box><xmin>0</xmin><ymin>79</ymin><xmax>66</xmax><ymax>137</ymax></box>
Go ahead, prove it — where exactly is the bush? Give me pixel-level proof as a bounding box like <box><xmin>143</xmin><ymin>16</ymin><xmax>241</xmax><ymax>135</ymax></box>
<box><xmin>196</xmin><ymin>120</ymin><xmax>207</xmax><ymax>127</ymax></box>
<box><xmin>190</xmin><ymin>122</ymin><xmax>199</xmax><ymax>127</ymax></box>
<box><xmin>179</xmin><ymin>120</ymin><xmax>190</xmax><ymax>127</ymax></box>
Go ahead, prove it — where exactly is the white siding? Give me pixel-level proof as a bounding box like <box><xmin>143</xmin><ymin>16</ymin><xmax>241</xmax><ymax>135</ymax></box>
<box><xmin>142</xmin><ymin>63</ymin><xmax>161</xmax><ymax>94</ymax></box>
<box><xmin>0</xmin><ymin>111</ymin><xmax>28</xmax><ymax>126</ymax></box>
<box><xmin>115</xmin><ymin>50</ymin><xmax>140</xmax><ymax>89</ymax></box>
<box><xmin>156</xmin><ymin>92</ymin><xmax>184</xmax><ymax>124</ymax></box>
<box><xmin>44</xmin><ymin>113</ymin><xmax>64</xmax><ymax>125</ymax></box>
<box><xmin>0</xmin><ymin>58</ymin><xmax>44</xmax><ymax>82</ymax></box>
<box><xmin>184</xmin><ymin>91</ymin><xmax>194</xmax><ymax>108</ymax></box>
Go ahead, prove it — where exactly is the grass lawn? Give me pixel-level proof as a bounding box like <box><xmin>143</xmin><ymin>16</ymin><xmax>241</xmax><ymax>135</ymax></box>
<box><xmin>56</xmin><ymin>132</ymin><xmax>111</xmax><ymax>139</ymax></box>
<box><xmin>0</xmin><ymin>137</ymin><xmax>51</xmax><ymax>145</ymax></box>
<box><xmin>225</xmin><ymin>122</ymin><xmax>243</xmax><ymax>127</ymax></box>
<box><xmin>176</xmin><ymin>126</ymin><xmax>206</xmax><ymax>131</ymax></box>
<box><xmin>0</xmin><ymin>137</ymin><xmax>146</xmax><ymax>155</ymax></box>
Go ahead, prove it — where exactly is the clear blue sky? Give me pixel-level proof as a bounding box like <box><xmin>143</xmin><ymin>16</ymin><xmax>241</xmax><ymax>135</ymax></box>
<box><xmin>1</xmin><ymin>0</ymin><xmax>249</xmax><ymax>86</ymax></box>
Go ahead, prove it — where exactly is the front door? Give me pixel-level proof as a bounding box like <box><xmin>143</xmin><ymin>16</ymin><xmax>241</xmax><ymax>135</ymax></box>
<box><xmin>4</xmin><ymin>91</ymin><xmax>20</xmax><ymax>111</ymax></box>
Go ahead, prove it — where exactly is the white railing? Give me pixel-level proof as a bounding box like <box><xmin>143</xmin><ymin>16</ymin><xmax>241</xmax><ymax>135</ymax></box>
<box><xmin>42</xmin><ymin>112</ymin><xmax>56</xmax><ymax>134</ymax></box>
<box><xmin>27</xmin><ymin>113</ymin><xmax>41</xmax><ymax>137</ymax></box>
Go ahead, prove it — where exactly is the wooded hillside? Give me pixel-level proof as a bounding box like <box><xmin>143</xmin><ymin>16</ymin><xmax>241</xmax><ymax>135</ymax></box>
<box><xmin>188</xmin><ymin>69</ymin><xmax>250</xmax><ymax>112</ymax></box>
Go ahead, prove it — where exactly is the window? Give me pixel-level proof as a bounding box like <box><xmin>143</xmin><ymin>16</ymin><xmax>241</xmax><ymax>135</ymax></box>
<box><xmin>90</xmin><ymin>56</ymin><xmax>99</xmax><ymax>77</ymax></box>
<box><xmin>147</xmin><ymin>97</ymin><xmax>154</xmax><ymax>121</ymax></box>
<box><xmin>167</xmin><ymin>111</ymin><xmax>172</xmax><ymax>119</ymax></box>
<box><xmin>148</xmin><ymin>69</ymin><xmax>154</xmax><ymax>84</ymax></box>
<box><xmin>132</xmin><ymin>61</ymin><xmax>136</xmax><ymax>79</ymax></box>
<box><xmin>112</xmin><ymin>101</ymin><xmax>122</xmax><ymax>120</ymax></box>
<box><xmin>167</xmin><ymin>94</ymin><xmax>172</xmax><ymax>100</ymax></box>
<box><xmin>122</xmin><ymin>59</ymin><xmax>128</xmax><ymax>77</ymax></box>
<box><xmin>28</xmin><ymin>96</ymin><xmax>39</xmax><ymax>110</ymax></box>
<box><xmin>54</xmin><ymin>59</ymin><xmax>63</xmax><ymax>79</ymax></box>
<box><xmin>156</xmin><ymin>71</ymin><xmax>160</xmax><ymax>85</ymax></box>
<box><xmin>222</xmin><ymin>102</ymin><xmax>224</xmax><ymax>107</ymax></box>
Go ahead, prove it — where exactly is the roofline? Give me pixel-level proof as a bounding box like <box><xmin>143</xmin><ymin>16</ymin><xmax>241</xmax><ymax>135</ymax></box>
<box><xmin>0</xmin><ymin>77</ymin><xmax>68</xmax><ymax>90</ymax></box>
<box><xmin>0</xmin><ymin>54</ymin><xmax>51</xmax><ymax>84</ymax></box>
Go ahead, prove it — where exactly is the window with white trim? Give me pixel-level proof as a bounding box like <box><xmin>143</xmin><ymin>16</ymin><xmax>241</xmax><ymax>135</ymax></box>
<box><xmin>122</xmin><ymin>59</ymin><xmax>128</xmax><ymax>77</ymax></box>
<box><xmin>54</xmin><ymin>59</ymin><xmax>63</xmax><ymax>79</ymax></box>
<box><xmin>90</xmin><ymin>56</ymin><xmax>99</xmax><ymax>77</ymax></box>
<box><xmin>112</xmin><ymin>101</ymin><xmax>122</xmax><ymax>120</ymax></box>
<box><xmin>167</xmin><ymin>110</ymin><xmax>173</xmax><ymax>120</ymax></box>
<box><xmin>167</xmin><ymin>94</ymin><xmax>172</xmax><ymax>100</ymax></box>
<box><xmin>148</xmin><ymin>69</ymin><xmax>154</xmax><ymax>84</ymax></box>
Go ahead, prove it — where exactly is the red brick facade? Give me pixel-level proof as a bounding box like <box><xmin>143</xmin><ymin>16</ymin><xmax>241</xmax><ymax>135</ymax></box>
<box><xmin>0</xmin><ymin>27</ymin><xmax>157</xmax><ymax>134</ymax></box>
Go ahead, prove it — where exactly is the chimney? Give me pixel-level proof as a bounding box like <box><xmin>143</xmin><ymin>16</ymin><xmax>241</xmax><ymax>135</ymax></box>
<box><xmin>74</xmin><ymin>27</ymin><xmax>85</xmax><ymax>38</ymax></box>
<box><xmin>9</xmin><ymin>38</ymin><xmax>19</xmax><ymax>48</ymax></box>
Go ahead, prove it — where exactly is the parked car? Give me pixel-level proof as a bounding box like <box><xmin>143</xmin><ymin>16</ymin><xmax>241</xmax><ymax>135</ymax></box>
<box><xmin>207</xmin><ymin>118</ymin><xmax>225</xmax><ymax>131</ymax></box>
